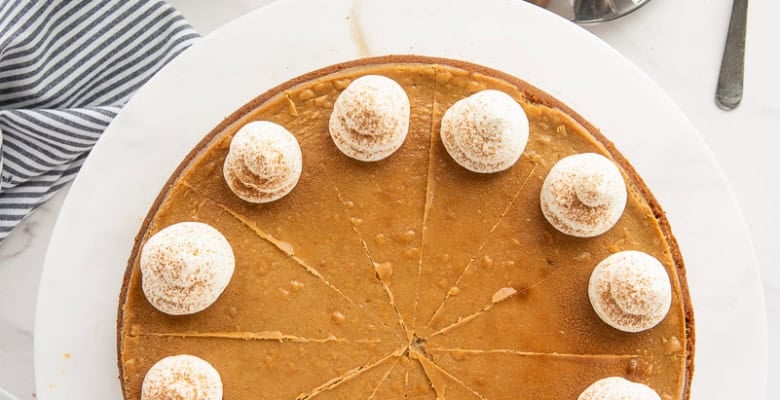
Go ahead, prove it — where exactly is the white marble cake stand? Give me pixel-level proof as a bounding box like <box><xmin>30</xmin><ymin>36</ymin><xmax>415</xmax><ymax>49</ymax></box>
<box><xmin>34</xmin><ymin>0</ymin><xmax>767</xmax><ymax>398</ymax></box>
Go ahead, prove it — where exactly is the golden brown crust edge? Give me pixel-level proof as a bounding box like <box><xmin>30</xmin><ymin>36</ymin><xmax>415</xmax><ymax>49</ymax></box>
<box><xmin>116</xmin><ymin>55</ymin><xmax>694</xmax><ymax>399</ymax></box>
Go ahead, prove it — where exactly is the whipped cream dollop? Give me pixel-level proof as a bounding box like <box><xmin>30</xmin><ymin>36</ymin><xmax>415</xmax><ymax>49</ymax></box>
<box><xmin>223</xmin><ymin>121</ymin><xmax>303</xmax><ymax>203</ymax></box>
<box><xmin>588</xmin><ymin>250</ymin><xmax>672</xmax><ymax>333</ymax></box>
<box><xmin>142</xmin><ymin>355</ymin><xmax>223</xmax><ymax>400</ymax></box>
<box><xmin>141</xmin><ymin>222</ymin><xmax>235</xmax><ymax>315</ymax></box>
<box><xmin>440</xmin><ymin>90</ymin><xmax>528</xmax><ymax>173</ymax></box>
<box><xmin>578</xmin><ymin>377</ymin><xmax>661</xmax><ymax>400</ymax></box>
<box><xmin>329</xmin><ymin>75</ymin><xmax>410</xmax><ymax>161</ymax></box>
<box><xmin>540</xmin><ymin>153</ymin><xmax>627</xmax><ymax>237</ymax></box>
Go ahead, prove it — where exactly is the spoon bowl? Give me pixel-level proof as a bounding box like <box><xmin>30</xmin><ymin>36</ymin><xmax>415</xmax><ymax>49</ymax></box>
<box><xmin>546</xmin><ymin>0</ymin><xmax>653</xmax><ymax>24</ymax></box>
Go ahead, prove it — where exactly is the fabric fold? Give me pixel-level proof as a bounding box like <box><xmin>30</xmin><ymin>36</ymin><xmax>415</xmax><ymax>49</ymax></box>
<box><xmin>0</xmin><ymin>0</ymin><xmax>200</xmax><ymax>240</ymax></box>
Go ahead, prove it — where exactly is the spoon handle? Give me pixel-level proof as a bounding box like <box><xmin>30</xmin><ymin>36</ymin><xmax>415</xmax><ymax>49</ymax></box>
<box><xmin>715</xmin><ymin>0</ymin><xmax>748</xmax><ymax>110</ymax></box>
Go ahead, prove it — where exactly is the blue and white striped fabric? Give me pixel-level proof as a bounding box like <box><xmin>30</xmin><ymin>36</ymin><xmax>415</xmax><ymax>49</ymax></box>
<box><xmin>0</xmin><ymin>0</ymin><xmax>199</xmax><ymax>241</ymax></box>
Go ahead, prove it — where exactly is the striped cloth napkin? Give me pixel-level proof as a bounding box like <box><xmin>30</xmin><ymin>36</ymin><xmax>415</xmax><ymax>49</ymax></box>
<box><xmin>0</xmin><ymin>0</ymin><xmax>200</xmax><ymax>241</ymax></box>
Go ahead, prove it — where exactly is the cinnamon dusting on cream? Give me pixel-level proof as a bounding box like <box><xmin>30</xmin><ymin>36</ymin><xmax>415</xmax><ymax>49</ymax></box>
<box><xmin>541</xmin><ymin>153</ymin><xmax>627</xmax><ymax>237</ymax></box>
<box><xmin>588</xmin><ymin>251</ymin><xmax>672</xmax><ymax>333</ymax></box>
<box><xmin>141</xmin><ymin>355</ymin><xmax>222</xmax><ymax>400</ymax></box>
<box><xmin>140</xmin><ymin>222</ymin><xmax>234</xmax><ymax>316</ymax></box>
<box><xmin>223</xmin><ymin>121</ymin><xmax>302</xmax><ymax>204</ymax></box>
<box><xmin>329</xmin><ymin>75</ymin><xmax>410</xmax><ymax>161</ymax></box>
<box><xmin>440</xmin><ymin>90</ymin><xmax>529</xmax><ymax>173</ymax></box>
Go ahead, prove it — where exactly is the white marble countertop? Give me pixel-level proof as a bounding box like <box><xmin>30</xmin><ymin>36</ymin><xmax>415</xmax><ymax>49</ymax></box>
<box><xmin>0</xmin><ymin>0</ymin><xmax>777</xmax><ymax>399</ymax></box>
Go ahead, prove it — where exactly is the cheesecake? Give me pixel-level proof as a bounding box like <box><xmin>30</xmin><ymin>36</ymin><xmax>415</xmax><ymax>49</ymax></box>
<box><xmin>118</xmin><ymin>56</ymin><xmax>694</xmax><ymax>400</ymax></box>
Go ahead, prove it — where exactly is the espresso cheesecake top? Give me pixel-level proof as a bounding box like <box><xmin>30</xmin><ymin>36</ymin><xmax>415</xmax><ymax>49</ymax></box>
<box><xmin>118</xmin><ymin>56</ymin><xmax>693</xmax><ymax>400</ymax></box>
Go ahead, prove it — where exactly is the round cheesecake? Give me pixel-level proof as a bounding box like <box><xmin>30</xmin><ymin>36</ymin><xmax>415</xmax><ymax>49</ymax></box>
<box><xmin>118</xmin><ymin>56</ymin><xmax>694</xmax><ymax>400</ymax></box>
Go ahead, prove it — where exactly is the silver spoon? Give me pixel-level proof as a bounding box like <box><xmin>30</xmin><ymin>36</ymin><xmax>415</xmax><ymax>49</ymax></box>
<box><xmin>544</xmin><ymin>0</ymin><xmax>653</xmax><ymax>24</ymax></box>
<box><xmin>715</xmin><ymin>0</ymin><xmax>748</xmax><ymax>110</ymax></box>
